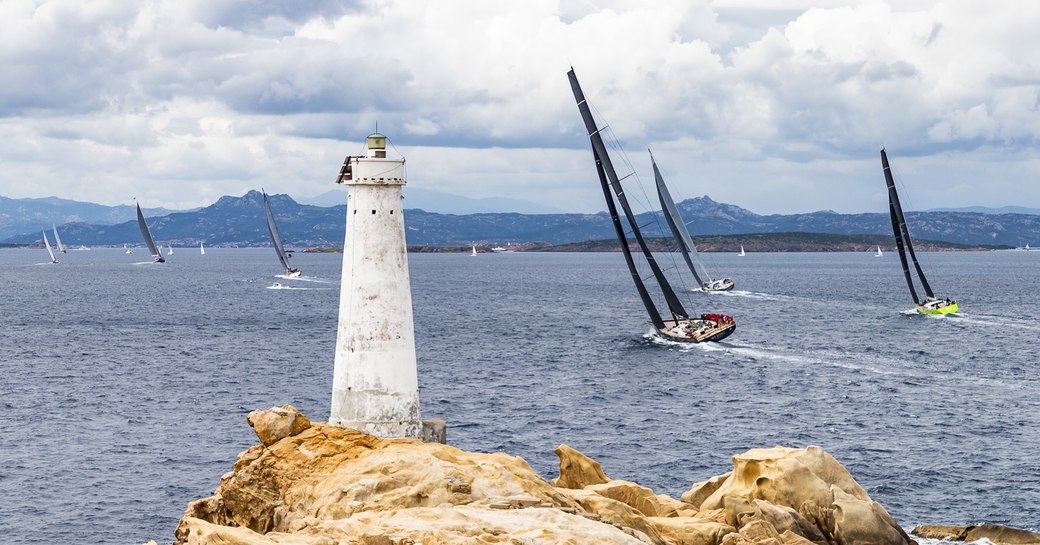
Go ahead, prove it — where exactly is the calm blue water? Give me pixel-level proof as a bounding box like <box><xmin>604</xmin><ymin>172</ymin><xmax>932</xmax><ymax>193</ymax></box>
<box><xmin>0</xmin><ymin>248</ymin><xmax>1037</xmax><ymax>544</ymax></box>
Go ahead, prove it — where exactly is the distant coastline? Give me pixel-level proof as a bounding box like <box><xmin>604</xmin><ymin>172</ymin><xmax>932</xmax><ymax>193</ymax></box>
<box><xmin>303</xmin><ymin>232</ymin><xmax>1011</xmax><ymax>253</ymax></box>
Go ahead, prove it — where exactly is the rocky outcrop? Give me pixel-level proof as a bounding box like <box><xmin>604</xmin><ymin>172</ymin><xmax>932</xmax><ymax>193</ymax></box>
<box><xmin>172</xmin><ymin>408</ymin><xmax>917</xmax><ymax>545</ymax></box>
<box><xmin>913</xmin><ymin>524</ymin><xmax>1040</xmax><ymax>545</ymax></box>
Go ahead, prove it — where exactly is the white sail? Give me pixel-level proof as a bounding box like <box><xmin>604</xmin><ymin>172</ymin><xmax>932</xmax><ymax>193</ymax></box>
<box><xmin>738</xmin><ymin>245</ymin><xmax>745</xmax><ymax>256</ymax></box>
<box><xmin>124</xmin><ymin>244</ymin><xmax>132</xmax><ymax>254</ymax></box>
<box><xmin>875</xmin><ymin>245</ymin><xmax>883</xmax><ymax>257</ymax></box>
<box><xmin>167</xmin><ymin>245</ymin><xmax>173</xmax><ymax>255</ymax></box>
<box><xmin>52</xmin><ymin>224</ymin><xmax>66</xmax><ymax>253</ymax></box>
<box><xmin>43</xmin><ymin>231</ymin><xmax>58</xmax><ymax>263</ymax></box>
<box><xmin>200</xmin><ymin>242</ymin><xmax>205</xmax><ymax>255</ymax></box>
<box><xmin>470</xmin><ymin>244</ymin><xmax>477</xmax><ymax>256</ymax></box>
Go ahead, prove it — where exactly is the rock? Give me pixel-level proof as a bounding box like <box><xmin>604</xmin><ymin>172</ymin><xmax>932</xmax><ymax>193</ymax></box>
<box><xmin>246</xmin><ymin>405</ymin><xmax>311</xmax><ymax>447</ymax></box>
<box><xmin>170</xmin><ymin>410</ymin><xmax>918</xmax><ymax>545</ymax></box>
<box><xmin>586</xmin><ymin>480</ymin><xmax>687</xmax><ymax>517</ymax></box>
<box><xmin>912</xmin><ymin>524</ymin><xmax>1040</xmax><ymax>545</ymax></box>
<box><xmin>552</xmin><ymin>443</ymin><xmax>610</xmax><ymax>489</ymax></box>
<box><xmin>683</xmin><ymin>472</ymin><xmax>732</xmax><ymax>507</ymax></box>
<box><xmin>695</xmin><ymin>446</ymin><xmax>910</xmax><ymax>545</ymax></box>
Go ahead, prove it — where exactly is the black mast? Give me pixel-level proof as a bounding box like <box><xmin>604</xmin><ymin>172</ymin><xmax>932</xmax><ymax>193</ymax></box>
<box><xmin>568</xmin><ymin>68</ymin><xmax>688</xmax><ymax>321</ymax></box>
<box><xmin>652</xmin><ymin>151</ymin><xmax>706</xmax><ymax>285</ymax></box>
<box><xmin>881</xmin><ymin>149</ymin><xmax>935</xmax><ymax>302</ymax></box>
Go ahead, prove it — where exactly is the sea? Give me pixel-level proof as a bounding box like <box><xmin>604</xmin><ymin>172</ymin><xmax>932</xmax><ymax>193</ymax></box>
<box><xmin>0</xmin><ymin>247</ymin><xmax>1037</xmax><ymax>544</ymax></box>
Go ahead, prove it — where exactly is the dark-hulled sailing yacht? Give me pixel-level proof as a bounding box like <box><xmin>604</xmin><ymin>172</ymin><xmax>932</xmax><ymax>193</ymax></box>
<box><xmin>568</xmin><ymin>68</ymin><xmax>735</xmax><ymax>343</ymax></box>
<box><xmin>880</xmin><ymin>148</ymin><xmax>957</xmax><ymax>315</ymax></box>
<box><xmin>651</xmin><ymin>151</ymin><xmax>735</xmax><ymax>292</ymax></box>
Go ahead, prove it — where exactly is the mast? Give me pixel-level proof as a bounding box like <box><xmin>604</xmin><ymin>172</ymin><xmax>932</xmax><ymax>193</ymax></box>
<box><xmin>651</xmin><ymin>151</ymin><xmax>709</xmax><ymax>285</ymax></box>
<box><xmin>262</xmin><ymin>190</ymin><xmax>292</xmax><ymax>274</ymax></box>
<box><xmin>568</xmin><ymin>68</ymin><xmax>688</xmax><ymax>320</ymax></box>
<box><xmin>881</xmin><ymin>149</ymin><xmax>934</xmax><ymax>302</ymax></box>
<box><xmin>136</xmin><ymin>202</ymin><xmax>165</xmax><ymax>262</ymax></box>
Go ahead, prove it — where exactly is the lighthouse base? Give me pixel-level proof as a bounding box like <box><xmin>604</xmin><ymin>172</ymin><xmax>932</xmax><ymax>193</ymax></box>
<box><xmin>326</xmin><ymin>418</ymin><xmax>446</xmax><ymax>444</ymax></box>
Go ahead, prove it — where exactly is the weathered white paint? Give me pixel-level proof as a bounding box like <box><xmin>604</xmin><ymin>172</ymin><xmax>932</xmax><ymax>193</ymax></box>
<box><xmin>330</xmin><ymin>134</ymin><xmax>422</xmax><ymax>438</ymax></box>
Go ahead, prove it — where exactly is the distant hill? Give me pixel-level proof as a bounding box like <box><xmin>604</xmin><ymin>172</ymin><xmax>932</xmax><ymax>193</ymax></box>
<box><xmin>4</xmin><ymin>192</ymin><xmax>1040</xmax><ymax>248</ymax></box>
<box><xmin>0</xmin><ymin>195</ymin><xmax>182</xmax><ymax>239</ymax></box>
<box><xmin>926</xmin><ymin>205</ymin><xmax>1040</xmax><ymax>215</ymax></box>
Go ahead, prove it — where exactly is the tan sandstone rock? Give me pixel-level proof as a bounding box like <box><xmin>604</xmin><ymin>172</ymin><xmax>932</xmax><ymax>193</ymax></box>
<box><xmin>171</xmin><ymin>411</ymin><xmax>916</xmax><ymax>545</ymax></box>
<box><xmin>913</xmin><ymin>524</ymin><xmax>1040</xmax><ymax>545</ymax></box>
<box><xmin>691</xmin><ymin>446</ymin><xmax>910</xmax><ymax>545</ymax></box>
<box><xmin>246</xmin><ymin>405</ymin><xmax>311</xmax><ymax>447</ymax></box>
<box><xmin>551</xmin><ymin>443</ymin><xmax>610</xmax><ymax>489</ymax></box>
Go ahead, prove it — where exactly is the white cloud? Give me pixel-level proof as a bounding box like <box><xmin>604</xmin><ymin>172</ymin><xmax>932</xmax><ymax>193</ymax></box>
<box><xmin>1</xmin><ymin>0</ymin><xmax>1039</xmax><ymax>214</ymax></box>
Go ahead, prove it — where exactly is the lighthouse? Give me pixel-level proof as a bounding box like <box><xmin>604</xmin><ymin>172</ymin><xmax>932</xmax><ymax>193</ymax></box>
<box><xmin>330</xmin><ymin>133</ymin><xmax>423</xmax><ymax>438</ymax></box>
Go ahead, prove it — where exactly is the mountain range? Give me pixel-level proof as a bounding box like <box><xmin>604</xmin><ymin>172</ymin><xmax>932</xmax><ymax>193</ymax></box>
<box><xmin>0</xmin><ymin>195</ymin><xmax>182</xmax><ymax>240</ymax></box>
<box><xmin>3</xmin><ymin>191</ymin><xmax>1039</xmax><ymax>248</ymax></box>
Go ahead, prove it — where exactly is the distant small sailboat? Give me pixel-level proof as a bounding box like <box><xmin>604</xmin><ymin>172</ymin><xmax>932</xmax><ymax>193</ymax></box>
<box><xmin>52</xmin><ymin>224</ymin><xmax>66</xmax><ymax>253</ymax></box>
<box><xmin>470</xmin><ymin>244</ymin><xmax>478</xmax><ymax>256</ymax></box>
<box><xmin>124</xmin><ymin>244</ymin><xmax>132</xmax><ymax>254</ymax></box>
<box><xmin>875</xmin><ymin>245</ymin><xmax>883</xmax><ymax>257</ymax></box>
<box><xmin>136</xmin><ymin>201</ymin><xmax>166</xmax><ymax>263</ymax></box>
<box><xmin>880</xmin><ymin>148</ymin><xmax>956</xmax><ymax>315</ymax></box>
<box><xmin>200</xmin><ymin>242</ymin><xmax>205</xmax><ymax>255</ymax></box>
<box><xmin>262</xmin><ymin>189</ymin><xmax>301</xmax><ymax>277</ymax></box>
<box><xmin>738</xmin><ymin>245</ymin><xmax>745</xmax><ymax>257</ymax></box>
<box><xmin>167</xmin><ymin>245</ymin><xmax>173</xmax><ymax>255</ymax></box>
<box><xmin>43</xmin><ymin>231</ymin><xmax>58</xmax><ymax>264</ymax></box>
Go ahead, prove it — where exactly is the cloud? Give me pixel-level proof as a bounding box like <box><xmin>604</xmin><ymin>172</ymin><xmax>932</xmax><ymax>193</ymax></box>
<box><xmin>1</xmin><ymin>0</ymin><xmax>1039</xmax><ymax>213</ymax></box>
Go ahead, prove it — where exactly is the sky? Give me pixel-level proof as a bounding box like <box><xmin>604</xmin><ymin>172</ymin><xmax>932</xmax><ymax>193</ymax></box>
<box><xmin>1</xmin><ymin>0</ymin><xmax>1039</xmax><ymax>214</ymax></box>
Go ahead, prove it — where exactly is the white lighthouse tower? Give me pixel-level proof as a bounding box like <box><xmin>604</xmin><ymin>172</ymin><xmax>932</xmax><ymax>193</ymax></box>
<box><xmin>330</xmin><ymin>133</ymin><xmax>422</xmax><ymax>438</ymax></box>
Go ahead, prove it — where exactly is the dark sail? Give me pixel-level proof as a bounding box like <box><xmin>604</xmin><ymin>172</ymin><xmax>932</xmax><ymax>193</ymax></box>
<box><xmin>881</xmin><ymin>149</ymin><xmax>934</xmax><ymax>303</ymax></box>
<box><xmin>136</xmin><ymin>202</ymin><xmax>165</xmax><ymax>262</ymax></box>
<box><xmin>652</xmin><ymin>151</ymin><xmax>708</xmax><ymax>286</ymax></box>
<box><xmin>262</xmin><ymin>190</ymin><xmax>292</xmax><ymax>274</ymax></box>
<box><xmin>568</xmin><ymin>68</ymin><xmax>688</xmax><ymax>322</ymax></box>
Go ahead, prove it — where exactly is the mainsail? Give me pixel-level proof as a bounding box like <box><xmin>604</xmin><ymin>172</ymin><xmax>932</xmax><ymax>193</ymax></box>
<box><xmin>136</xmin><ymin>202</ymin><xmax>165</xmax><ymax>263</ymax></box>
<box><xmin>52</xmin><ymin>224</ymin><xmax>66</xmax><ymax>253</ymax></box>
<box><xmin>43</xmin><ymin>231</ymin><xmax>57</xmax><ymax>263</ymax></box>
<box><xmin>651</xmin><ymin>152</ymin><xmax>713</xmax><ymax>286</ymax></box>
<box><xmin>880</xmin><ymin>148</ymin><xmax>933</xmax><ymax>304</ymax></box>
<box><xmin>262</xmin><ymin>190</ymin><xmax>295</xmax><ymax>275</ymax></box>
<box><xmin>568</xmin><ymin>68</ymin><xmax>689</xmax><ymax>328</ymax></box>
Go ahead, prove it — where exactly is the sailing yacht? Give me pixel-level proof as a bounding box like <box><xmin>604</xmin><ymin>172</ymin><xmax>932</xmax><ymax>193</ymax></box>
<box><xmin>167</xmin><ymin>245</ymin><xmax>174</xmax><ymax>255</ymax></box>
<box><xmin>651</xmin><ymin>151</ymin><xmax>734</xmax><ymax>292</ymax></box>
<box><xmin>738</xmin><ymin>245</ymin><xmax>745</xmax><ymax>257</ymax></box>
<box><xmin>43</xmin><ymin>232</ymin><xmax>58</xmax><ymax>264</ymax></box>
<box><xmin>200</xmin><ymin>242</ymin><xmax>205</xmax><ymax>255</ymax></box>
<box><xmin>136</xmin><ymin>202</ymin><xmax>166</xmax><ymax>263</ymax></box>
<box><xmin>875</xmin><ymin>245</ymin><xmax>883</xmax><ymax>257</ymax></box>
<box><xmin>470</xmin><ymin>244</ymin><xmax>478</xmax><ymax>256</ymax></box>
<box><xmin>124</xmin><ymin>244</ymin><xmax>132</xmax><ymax>254</ymax></box>
<box><xmin>262</xmin><ymin>190</ymin><xmax>301</xmax><ymax>277</ymax></box>
<box><xmin>568</xmin><ymin>68</ymin><xmax>734</xmax><ymax>343</ymax></box>
<box><xmin>52</xmin><ymin>224</ymin><xmax>67</xmax><ymax>253</ymax></box>
<box><xmin>880</xmin><ymin>149</ymin><xmax>956</xmax><ymax>315</ymax></box>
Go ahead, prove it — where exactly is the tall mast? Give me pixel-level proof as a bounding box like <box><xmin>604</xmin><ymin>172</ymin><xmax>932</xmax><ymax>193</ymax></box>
<box><xmin>568</xmin><ymin>68</ymin><xmax>688</xmax><ymax>319</ymax></box>
<box><xmin>651</xmin><ymin>151</ymin><xmax>708</xmax><ymax>285</ymax></box>
<box><xmin>881</xmin><ymin>149</ymin><xmax>934</xmax><ymax>301</ymax></box>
